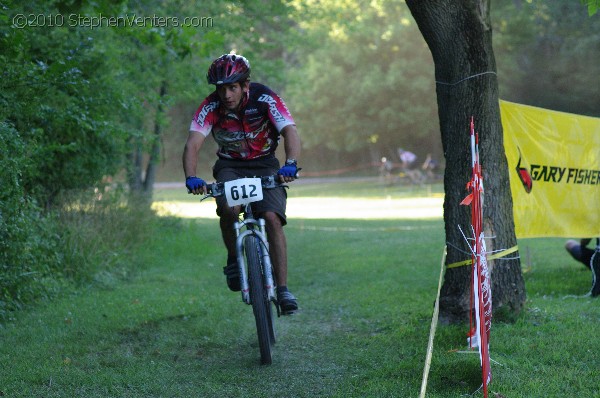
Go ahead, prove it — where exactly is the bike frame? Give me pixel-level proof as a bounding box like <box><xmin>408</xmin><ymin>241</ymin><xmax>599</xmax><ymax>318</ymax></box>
<box><xmin>202</xmin><ymin>176</ymin><xmax>282</xmax><ymax>307</ymax></box>
<box><xmin>201</xmin><ymin>175</ymin><xmax>287</xmax><ymax>365</ymax></box>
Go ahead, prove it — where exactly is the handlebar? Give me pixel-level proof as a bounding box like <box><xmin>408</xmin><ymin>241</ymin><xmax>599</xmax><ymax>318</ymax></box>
<box><xmin>201</xmin><ymin>175</ymin><xmax>288</xmax><ymax>201</ymax></box>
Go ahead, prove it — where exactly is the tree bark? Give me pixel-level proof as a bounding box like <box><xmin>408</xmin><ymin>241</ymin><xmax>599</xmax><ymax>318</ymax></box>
<box><xmin>143</xmin><ymin>81</ymin><xmax>167</xmax><ymax>200</ymax></box>
<box><xmin>127</xmin><ymin>81</ymin><xmax>167</xmax><ymax>205</ymax></box>
<box><xmin>127</xmin><ymin>139</ymin><xmax>143</xmax><ymax>193</ymax></box>
<box><xmin>406</xmin><ymin>0</ymin><xmax>526</xmax><ymax>324</ymax></box>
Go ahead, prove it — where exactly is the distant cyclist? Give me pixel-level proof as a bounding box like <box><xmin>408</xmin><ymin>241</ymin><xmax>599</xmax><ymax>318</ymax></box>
<box><xmin>182</xmin><ymin>54</ymin><xmax>301</xmax><ymax>314</ymax></box>
<box><xmin>398</xmin><ymin>148</ymin><xmax>425</xmax><ymax>185</ymax></box>
<box><xmin>398</xmin><ymin>148</ymin><xmax>417</xmax><ymax>170</ymax></box>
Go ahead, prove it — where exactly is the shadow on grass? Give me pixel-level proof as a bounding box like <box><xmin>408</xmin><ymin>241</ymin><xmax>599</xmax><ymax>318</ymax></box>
<box><xmin>113</xmin><ymin>310</ymin><xmax>265</xmax><ymax>367</ymax></box>
<box><xmin>427</xmin><ymin>353</ymin><xmax>484</xmax><ymax>397</ymax></box>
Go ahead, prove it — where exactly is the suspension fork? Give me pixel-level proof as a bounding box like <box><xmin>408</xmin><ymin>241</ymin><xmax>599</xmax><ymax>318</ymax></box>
<box><xmin>235</xmin><ymin>217</ymin><xmax>276</xmax><ymax>305</ymax></box>
<box><xmin>256</xmin><ymin>217</ymin><xmax>276</xmax><ymax>301</ymax></box>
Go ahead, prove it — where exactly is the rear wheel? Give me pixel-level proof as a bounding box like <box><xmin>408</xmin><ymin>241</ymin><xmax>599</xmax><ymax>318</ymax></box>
<box><xmin>245</xmin><ymin>234</ymin><xmax>273</xmax><ymax>365</ymax></box>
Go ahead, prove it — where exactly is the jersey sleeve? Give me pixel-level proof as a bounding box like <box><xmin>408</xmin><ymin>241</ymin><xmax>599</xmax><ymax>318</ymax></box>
<box><xmin>257</xmin><ymin>87</ymin><xmax>295</xmax><ymax>133</ymax></box>
<box><xmin>189</xmin><ymin>96</ymin><xmax>219</xmax><ymax>137</ymax></box>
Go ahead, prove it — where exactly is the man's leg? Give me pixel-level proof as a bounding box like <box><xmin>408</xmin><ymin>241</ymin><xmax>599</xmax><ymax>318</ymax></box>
<box><xmin>219</xmin><ymin>206</ymin><xmax>239</xmax><ymax>259</ymax></box>
<box><xmin>263</xmin><ymin>211</ymin><xmax>287</xmax><ymax>286</ymax></box>
<box><xmin>263</xmin><ymin>211</ymin><xmax>298</xmax><ymax>314</ymax></box>
<box><xmin>219</xmin><ymin>205</ymin><xmax>241</xmax><ymax>291</ymax></box>
<box><xmin>565</xmin><ymin>240</ymin><xmax>593</xmax><ymax>269</ymax></box>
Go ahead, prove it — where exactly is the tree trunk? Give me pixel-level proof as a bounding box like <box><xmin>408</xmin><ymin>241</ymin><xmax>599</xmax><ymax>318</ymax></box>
<box><xmin>127</xmin><ymin>139</ymin><xmax>143</xmax><ymax>192</ymax></box>
<box><xmin>127</xmin><ymin>80</ymin><xmax>167</xmax><ymax>205</ymax></box>
<box><xmin>143</xmin><ymin>81</ymin><xmax>167</xmax><ymax>201</ymax></box>
<box><xmin>406</xmin><ymin>0</ymin><xmax>526</xmax><ymax>324</ymax></box>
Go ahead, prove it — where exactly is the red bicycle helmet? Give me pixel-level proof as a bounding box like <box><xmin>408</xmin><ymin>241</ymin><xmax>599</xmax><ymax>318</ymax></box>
<box><xmin>207</xmin><ymin>54</ymin><xmax>251</xmax><ymax>85</ymax></box>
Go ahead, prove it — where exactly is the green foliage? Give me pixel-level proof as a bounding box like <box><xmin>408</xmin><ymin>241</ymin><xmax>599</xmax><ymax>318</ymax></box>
<box><xmin>0</xmin><ymin>0</ymin><xmax>147</xmax><ymax>318</ymax></box>
<box><xmin>581</xmin><ymin>0</ymin><xmax>600</xmax><ymax>16</ymax></box>
<box><xmin>286</xmin><ymin>0</ymin><xmax>439</xmax><ymax>164</ymax></box>
<box><xmin>0</xmin><ymin>177</ymin><xmax>156</xmax><ymax>321</ymax></box>
<box><xmin>0</xmin><ymin>120</ymin><xmax>150</xmax><ymax>318</ymax></box>
<box><xmin>492</xmin><ymin>0</ymin><xmax>600</xmax><ymax>116</ymax></box>
<box><xmin>1</xmin><ymin>1</ymin><xmax>133</xmax><ymax>205</ymax></box>
<box><xmin>157</xmin><ymin>0</ymin><xmax>599</xmax><ymax>179</ymax></box>
<box><xmin>55</xmin><ymin>187</ymin><xmax>155</xmax><ymax>284</ymax></box>
<box><xmin>0</xmin><ymin>122</ymin><xmax>63</xmax><ymax>318</ymax></box>
<box><xmin>0</xmin><ymin>0</ymin><xmax>298</xmax><ymax>318</ymax></box>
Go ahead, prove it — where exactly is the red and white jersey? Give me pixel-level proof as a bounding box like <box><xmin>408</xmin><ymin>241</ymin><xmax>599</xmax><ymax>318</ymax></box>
<box><xmin>190</xmin><ymin>82</ymin><xmax>295</xmax><ymax>160</ymax></box>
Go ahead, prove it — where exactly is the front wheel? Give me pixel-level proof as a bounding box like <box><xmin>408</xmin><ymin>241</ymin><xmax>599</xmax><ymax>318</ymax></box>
<box><xmin>245</xmin><ymin>234</ymin><xmax>273</xmax><ymax>365</ymax></box>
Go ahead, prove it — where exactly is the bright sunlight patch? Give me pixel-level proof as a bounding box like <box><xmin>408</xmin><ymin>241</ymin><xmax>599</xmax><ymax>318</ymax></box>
<box><xmin>152</xmin><ymin>197</ymin><xmax>443</xmax><ymax>220</ymax></box>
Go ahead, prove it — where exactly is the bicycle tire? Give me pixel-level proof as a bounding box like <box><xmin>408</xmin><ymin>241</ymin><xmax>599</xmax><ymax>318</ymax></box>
<box><xmin>245</xmin><ymin>234</ymin><xmax>273</xmax><ymax>365</ymax></box>
<box><xmin>267</xmin><ymin>295</ymin><xmax>276</xmax><ymax>344</ymax></box>
<box><xmin>266</xmin><ymin>275</ymin><xmax>276</xmax><ymax>345</ymax></box>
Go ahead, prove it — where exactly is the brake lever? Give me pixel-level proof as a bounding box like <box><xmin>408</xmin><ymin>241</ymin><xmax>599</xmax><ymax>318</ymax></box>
<box><xmin>200</xmin><ymin>182</ymin><xmax>222</xmax><ymax>201</ymax></box>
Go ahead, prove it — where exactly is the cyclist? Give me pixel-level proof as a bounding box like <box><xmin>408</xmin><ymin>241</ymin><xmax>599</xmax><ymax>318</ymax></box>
<box><xmin>182</xmin><ymin>54</ymin><xmax>301</xmax><ymax>314</ymax></box>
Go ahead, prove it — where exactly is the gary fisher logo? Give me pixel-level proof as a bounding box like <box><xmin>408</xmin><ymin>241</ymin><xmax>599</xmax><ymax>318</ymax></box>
<box><xmin>514</xmin><ymin>146</ymin><xmax>600</xmax><ymax>194</ymax></box>
<box><xmin>516</xmin><ymin>147</ymin><xmax>532</xmax><ymax>193</ymax></box>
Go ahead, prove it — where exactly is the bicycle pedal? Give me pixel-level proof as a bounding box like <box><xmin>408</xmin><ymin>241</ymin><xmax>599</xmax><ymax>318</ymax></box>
<box><xmin>274</xmin><ymin>302</ymin><xmax>282</xmax><ymax>317</ymax></box>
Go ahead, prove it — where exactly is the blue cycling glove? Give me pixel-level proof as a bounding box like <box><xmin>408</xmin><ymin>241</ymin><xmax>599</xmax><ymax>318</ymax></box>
<box><xmin>186</xmin><ymin>176</ymin><xmax>206</xmax><ymax>192</ymax></box>
<box><xmin>278</xmin><ymin>160</ymin><xmax>299</xmax><ymax>178</ymax></box>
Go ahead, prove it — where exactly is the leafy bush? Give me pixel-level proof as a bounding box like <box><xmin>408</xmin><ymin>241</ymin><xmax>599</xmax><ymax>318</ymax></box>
<box><xmin>0</xmin><ymin>122</ymin><xmax>63</xmax><ymax>319</ymax></box>
<box><xmin>0</xmin><ymin>1</ymin><xmax>154</xmax><ymax>320</ymax></box>
<box><xmin>55</xmin><ymin>186</ymin><xmax>156</xmax><ymax>287</ymax></box>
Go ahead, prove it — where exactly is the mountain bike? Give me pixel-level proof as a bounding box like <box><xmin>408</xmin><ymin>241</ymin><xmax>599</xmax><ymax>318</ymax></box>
<box><xmin>202</xmin><ymin>175</ymin><xmax>285</xmax><ymax>365</ymax></box>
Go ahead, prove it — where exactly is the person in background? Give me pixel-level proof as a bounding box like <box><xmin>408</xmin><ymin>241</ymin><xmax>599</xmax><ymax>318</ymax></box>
<box><xmin>565</xmin><ymin>238</ymin><xmax>600</xmax><ymax>297</ymax></box>
<box><xmin>379</xmin><ymin>157</ymin><xmax>393</xmax><ymax>185</ymax></box>
<box><xmin>398</xmin><ymin>148</ymin><xmax>425</xmax><ymax>185</ymax></box>
<box><xmin>397</xmin><ymin>148</ymin><xmax>417</xmax><ymax>170</ymax></box>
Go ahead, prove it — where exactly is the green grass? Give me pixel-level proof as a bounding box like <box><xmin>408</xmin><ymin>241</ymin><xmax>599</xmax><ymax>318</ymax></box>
<box><xmin>1</xmin><ymin>182</ymin><xmax>599</xmax><ymax>397</ymax></box>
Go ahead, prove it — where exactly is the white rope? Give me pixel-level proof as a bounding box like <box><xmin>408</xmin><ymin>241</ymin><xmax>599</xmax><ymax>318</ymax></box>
<box><xmin>419</xmin><ymin>246</ymin><xmax>447</xmax><ymax>398</ymax></box>
<box><xmin>435</xmin><ymin>71</ymin><xmax>497</xmax><ymax>86</ymax></box>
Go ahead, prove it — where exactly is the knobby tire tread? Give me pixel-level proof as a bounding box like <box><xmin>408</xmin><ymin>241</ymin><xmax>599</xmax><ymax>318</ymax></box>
<box><xmin>245</xmin><ymin>234</ymin><xmax>273</xmax><ymax>365</ymax></box>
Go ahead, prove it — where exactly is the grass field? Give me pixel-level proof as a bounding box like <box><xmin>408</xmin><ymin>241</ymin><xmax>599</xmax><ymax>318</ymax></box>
<box><xmin>1</xmin><ymin>179</ymin><xmax>598</xmax><ymax>397</ymax></box>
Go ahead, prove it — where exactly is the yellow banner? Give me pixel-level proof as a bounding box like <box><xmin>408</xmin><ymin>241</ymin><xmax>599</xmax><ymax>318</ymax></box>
<box><xmin>501</xmin><ymin>100</ymin><xmax>600</xmax><ymax>238</ymax></box>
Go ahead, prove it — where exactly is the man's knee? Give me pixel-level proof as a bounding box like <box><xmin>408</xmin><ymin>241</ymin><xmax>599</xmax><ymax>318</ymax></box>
<box><xmin>262</xmin><ymin>211</ymin><xmax>283</xmax><ymax>228</ymax></box>
<box><xmin>219</xmin><ymin>206</ymin><xmax>240</xmax><ymax>224</ymax></box>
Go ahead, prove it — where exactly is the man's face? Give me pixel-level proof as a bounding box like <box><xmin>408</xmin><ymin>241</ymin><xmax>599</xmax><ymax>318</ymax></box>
<box><xmin>216</xmin><ymin>82</ymin><xmax>248</xmax><ymax>111</ymax></box>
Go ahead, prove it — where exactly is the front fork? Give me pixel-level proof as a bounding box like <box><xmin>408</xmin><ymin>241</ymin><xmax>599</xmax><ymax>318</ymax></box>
<box><xmin>234</xmin><ymin>217</ymin><xmax>276</xmax><ymax>305</ymax></box>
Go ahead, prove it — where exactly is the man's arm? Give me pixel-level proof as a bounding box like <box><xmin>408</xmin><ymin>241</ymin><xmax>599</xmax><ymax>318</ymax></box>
<box><xmin>182</xmin><ymin>131</ymin><xmax>207</xmax><ymax>194</ymax></box>
<box><xmin>281</xmin><ymin>124</ymin><xmax>301</xmax><ymax>162</ymax></box>
<box><xmin>279</xmin><ymin>124</ymin><xmax>301</xmax><ymax>182</ymax></box>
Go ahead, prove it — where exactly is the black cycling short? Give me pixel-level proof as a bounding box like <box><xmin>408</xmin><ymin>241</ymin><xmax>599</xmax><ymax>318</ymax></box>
<box><xmin>212</xmin><ymin>156</ymin><xmax>288</xmax><ymax>225</ymax></box>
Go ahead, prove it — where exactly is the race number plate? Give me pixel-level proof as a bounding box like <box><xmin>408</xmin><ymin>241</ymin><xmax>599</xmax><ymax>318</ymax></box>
<box><xmin>224</xmin><ymin>178</ymin><xmax>263</xmax><ymax>207</ymax></box>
